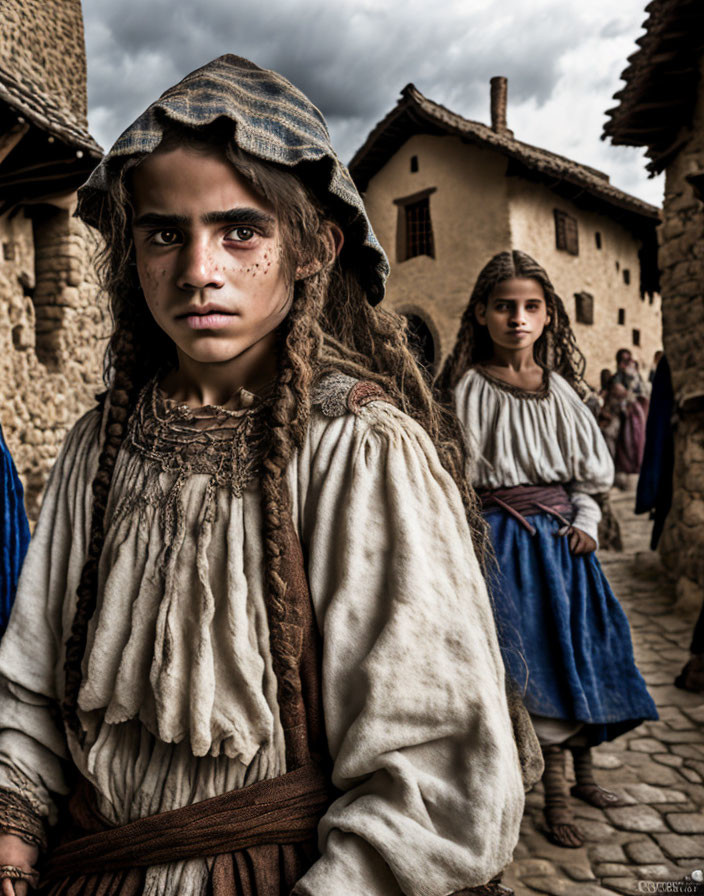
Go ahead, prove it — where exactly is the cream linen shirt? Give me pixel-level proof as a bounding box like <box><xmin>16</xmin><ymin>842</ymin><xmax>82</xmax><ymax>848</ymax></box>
<box><xmin>454</xmin><ymin>369</ymin><xmax>615</xmax><ymax>543</ymax></box>
<box><xmin>0</xmin><ymin>385</ymin><xmax>524</xmax><ymax>896</ymax></box>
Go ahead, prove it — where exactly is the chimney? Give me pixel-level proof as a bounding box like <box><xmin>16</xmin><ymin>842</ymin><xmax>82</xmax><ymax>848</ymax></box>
<box><xmin>490</xmin><ymin>76</ymin><xmax>513</xmax><ymax>137</ymax></box>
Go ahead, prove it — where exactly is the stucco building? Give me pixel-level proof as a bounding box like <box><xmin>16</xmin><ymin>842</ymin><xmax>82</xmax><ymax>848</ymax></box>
<box><xmin>350</xmin><ymin>79</ymin><xmax>662</xmax><ymax>386</ymax></box>
<box><xmin>0</xmin><ymin>0</ymin><xmax>105</xmax><ymax>516</ymax></box>
<box><xmin>604</xmin><ymin>0</ymin><xmax>704</xmax><ymax>606</ymax></box>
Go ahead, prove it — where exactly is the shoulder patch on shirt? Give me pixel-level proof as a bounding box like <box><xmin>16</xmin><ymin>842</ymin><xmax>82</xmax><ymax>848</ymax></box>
<box><xmin>312</xmin><ymin>372</ymin><xmax>394</xmax><ymax>417</ymax></box>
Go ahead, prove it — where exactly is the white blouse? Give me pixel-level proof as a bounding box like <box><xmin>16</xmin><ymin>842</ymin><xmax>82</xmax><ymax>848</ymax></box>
<box><xmin>454</xmin><ymin>368</ymin><xmax>615</xmax><ymax>543</ymax></box>
<box><xmin>0</xmin><ymin>376</ymin><xmax>524</xmax><ymax>896</ymax></box>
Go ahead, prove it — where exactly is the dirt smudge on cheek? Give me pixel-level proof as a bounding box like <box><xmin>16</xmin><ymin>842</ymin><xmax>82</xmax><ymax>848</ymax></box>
<box><xmin>139</xmin><ymin>266</ymin><xmax>163</xmax><ymax>295</ymax></box>
<box><xmin>260</xmin><ymin>250</ymin><xmax>273</xmax><ymax>276</ymax></box>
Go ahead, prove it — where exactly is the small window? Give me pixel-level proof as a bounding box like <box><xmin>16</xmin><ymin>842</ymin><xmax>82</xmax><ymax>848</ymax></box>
<box><xmin>615</xmin><ymin>260</ymin><xmax>620</xmax><ymax>272</ymax></box>
<box><xmin>404</xmin><ymin>198</ymin><xmax>434</xmax><ymax>259</ymax></box>
<box><xmin>410</xmin><ymin>155</ymin><xmax>419</xmax><ymax>173</ymax></box>
<box><xmin>632</xmin><ymin>328</ymin><xmax>640</xmax><ymax>346</ymax></box>
<box><xmin>618</xmin><ymin>308</ymin><xmax>625</xmax><ymax>325</ymax></box>
<box><xmin>395</xmin><ymin>189</ymin><xmax>436</xmax><ymax>262</ymax></box>
<box><xmin>595</xmin><ymin>232</ymin><xmax>602</xmax><ymax>250</ymax></box>
<box><xmin>574</xmin><ymin>291</ymin><xmax>594</xmax><ymax>325</ymax></box>
<box><xmin>554</xmin><ymin>209</ymin><xmax>579</xmax><ymax>255</ymax></box>
<box><xmin>623</xmin><ymin>269</ymin><xmax>631</xmax><ymax>285</ymax></box>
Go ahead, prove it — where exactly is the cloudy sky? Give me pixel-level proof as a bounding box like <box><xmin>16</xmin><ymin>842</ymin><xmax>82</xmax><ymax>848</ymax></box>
<box><xmin>82</xmin><ymin>0</ymin><xmax>664</xmax><ymax>207</ymax></box>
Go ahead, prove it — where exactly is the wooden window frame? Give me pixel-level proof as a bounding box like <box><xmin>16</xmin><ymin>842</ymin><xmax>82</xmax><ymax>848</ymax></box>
<box><xmin>554</xmin><ymin>209</ymin><xmax>579</xmax><ymax>255</ymax></box>
<box><xmin>395</xmin><ymin>188</ymin><xmax>437</xmax><ymax>263</ymax></box>
<box><xmin>574</xmin><ymin>291</ymin><xmax>594</xmax><ymax>325</ymax></box>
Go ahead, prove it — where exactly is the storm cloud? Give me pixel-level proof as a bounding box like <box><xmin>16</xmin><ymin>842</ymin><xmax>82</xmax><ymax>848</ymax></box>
<box><xmin>83</xmin><ymin>0</ymin><xmax>663</xmax><ymax>205</ymax></box>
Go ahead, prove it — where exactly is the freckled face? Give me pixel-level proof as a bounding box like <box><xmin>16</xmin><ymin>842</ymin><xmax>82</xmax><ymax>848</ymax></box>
<box><xmin>131</xmin><ymin>146</ymin><xmax>291</xmax><ymax>366</ymax></box>
<box><xmin>475</xmin><ymin>277</ymin><xmax>550</xmax><ymax>353</ymax></box>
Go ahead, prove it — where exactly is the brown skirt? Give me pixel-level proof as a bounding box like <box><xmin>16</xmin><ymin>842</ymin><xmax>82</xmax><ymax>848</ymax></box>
<box><xmin>41</xmin><ymin>840</ymin><xmax>318</xmax><ymax>896</ymax></box>
<box><xmin>39</xmin><ymin>764</ymin><xmax>328</xmax><ymax>896</ymax></box>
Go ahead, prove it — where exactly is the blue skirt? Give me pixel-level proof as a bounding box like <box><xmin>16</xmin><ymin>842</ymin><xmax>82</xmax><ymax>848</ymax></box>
<box><xmin>485</xmin><ymin>510</ymin><xmax>658</xmax><ymax>746</ymax></box>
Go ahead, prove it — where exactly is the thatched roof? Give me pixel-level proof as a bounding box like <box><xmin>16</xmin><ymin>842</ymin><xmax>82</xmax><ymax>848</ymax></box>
<box><xmin>0</xmin><ymin>0</ymin><xmax>102</xmax><ymax>208</ymax></box>
<box><xmin>350</xmin><ymin>84</ymin><xmax>659</xmax><ymax>235</ymax></box>
<box><xmin>603</xmin><ymin>0</ymin><xmax>704</xmax><ymax>174</ymax></box>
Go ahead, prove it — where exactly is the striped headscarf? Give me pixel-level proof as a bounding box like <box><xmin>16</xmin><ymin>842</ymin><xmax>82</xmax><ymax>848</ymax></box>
<box><xmin>76</xmin><ymin>54</ymin><xmax>389</xmax><ymax>304</ymax></box>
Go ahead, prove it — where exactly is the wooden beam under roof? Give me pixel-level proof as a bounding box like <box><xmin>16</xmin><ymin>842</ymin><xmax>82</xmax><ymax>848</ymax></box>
<box><xmin>0</xmin><ymin>121</ymin><xmax>29</xmax><ymax>166</ymax></box>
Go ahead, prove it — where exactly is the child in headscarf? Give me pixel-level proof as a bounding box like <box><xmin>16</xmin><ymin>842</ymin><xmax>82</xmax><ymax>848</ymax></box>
<box><xmin>437</xmin><ymin>250</ymin><xmax>657</xmax><ymax>850</ymax></box>
<box><xmin>0</xmin><ymin>57</ymin><xmax>527</xmax><ymax>896</ymax></box>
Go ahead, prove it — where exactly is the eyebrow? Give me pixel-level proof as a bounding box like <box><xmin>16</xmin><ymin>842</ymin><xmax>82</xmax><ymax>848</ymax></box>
<box><xmin>490</xmin><ymin>295</ymin><xmax>545</xmax><ymax>302</ymax></box>
<box><xmin>133</xmin><ymin>207</ymin><xmax>276</xmax><ymax>232</ymax></box>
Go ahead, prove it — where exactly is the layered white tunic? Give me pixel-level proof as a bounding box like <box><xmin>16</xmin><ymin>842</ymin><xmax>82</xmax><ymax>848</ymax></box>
<box><xmin>0</xmin><ymin>377</ymin><xmax>524</xmax><ymax>896</ymax></box>
<box><xmin>454</xmin><ymin>368</ymin><xmax>615</xmax><ymax>543</ymax></box>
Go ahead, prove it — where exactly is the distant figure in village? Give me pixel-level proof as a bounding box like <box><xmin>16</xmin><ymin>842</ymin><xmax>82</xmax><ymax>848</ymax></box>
<box><xmin>437</xmin><ymin>250</ymin><xmax>658</xmax><ymax>850</ymax></box>
<box><xmin>649</xmin><ymin>349</ymin><xmax>663</xmax><ymax>384</ymax></box>
<box><xmin>636</xmin><ymin>354</ymin><xmax>674</xmax><ymax>552</ymax></box>
<box><xmin>0</xmin><ymin>424</ymin><xmax>29</xmax><ymax>637</ymax></box>
<box><xmin>635</xmin><ymin>355</ymin><xmax>703</xmax><ymax>694</ymax></box>
<box><xmin>0</xmin><ymin>55</ymin><xmax>526</xmax><ymax>896</ymax></box>
<box><xmin>599</xmin><ymin>348</ymin><xmax>649</xmax><ymax>488</ymax></box>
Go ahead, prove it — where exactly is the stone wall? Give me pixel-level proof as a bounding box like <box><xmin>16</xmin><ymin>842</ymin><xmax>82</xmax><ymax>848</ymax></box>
<box><xmin>657</xmin><ymin>56</ymin><xmax>704</xmax><ymax>605</ymax></box>
<box><xmin>361</xmin><ymin>132</ymin><xmax>661</xmax><ymax>384</ymax></box>
<box><xmin>0</xmin><ymin>205</ymin><xmax>108</xmax><ymax>519</ymax></box>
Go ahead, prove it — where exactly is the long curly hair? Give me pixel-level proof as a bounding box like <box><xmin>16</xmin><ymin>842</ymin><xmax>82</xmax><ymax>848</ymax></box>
<box><xmin>63</xmin><ymin>123</ymin><xmax>488</xmax><ymax>739</ymax></box>
<box><xmin>435</xmin><ymin>250</ymin><xmax>586</xmax><ymax>398</ymax></box>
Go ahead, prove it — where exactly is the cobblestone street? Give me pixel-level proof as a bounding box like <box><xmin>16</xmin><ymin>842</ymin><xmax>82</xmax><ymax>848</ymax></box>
<box><xmin>504</xmin><ymin>485</ymin><xmax>704</xmax><ymax>896</ymax></box>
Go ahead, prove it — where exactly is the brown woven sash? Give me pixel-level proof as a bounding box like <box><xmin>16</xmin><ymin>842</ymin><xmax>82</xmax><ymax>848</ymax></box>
<box><xmin>44</xmin><ymin>764</ymin><xmax>330</xmax><ymax>880</ymax></box>
<box><xmin>478</xmin><ymin>484</ymin><xmax>573</xmax><ymax>536</ymax></box>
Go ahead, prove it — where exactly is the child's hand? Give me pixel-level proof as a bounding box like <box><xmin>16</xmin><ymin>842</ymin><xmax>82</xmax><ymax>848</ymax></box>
<box><xmin>0</xmin><ymin>833</ymin><xmax>39</xmax><ymax>895</ymax></box>
<box><xmin>567</xmin><ymin>526</ymin><xmax>597</xmax><ymax>555</ymax></box>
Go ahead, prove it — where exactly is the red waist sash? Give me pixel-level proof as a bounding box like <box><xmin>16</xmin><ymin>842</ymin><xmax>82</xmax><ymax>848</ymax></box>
<box><xmin>477</xmin><ymin>484</ymin><xmax>573</xmax><ymax>537</ymax></box>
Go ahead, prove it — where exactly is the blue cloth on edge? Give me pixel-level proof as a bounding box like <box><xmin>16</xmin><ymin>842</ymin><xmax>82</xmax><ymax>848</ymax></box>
<box><xmin>635</xmin><ymin>355</ymin><xmax>674</xmax><ymax>549</ymax></box>
<box><xmin>0</xmin><ymin>424</ymin><xmax>30</xmax><ymax>635</ymax></box>
<box><xmin>486</xmin><ymin>510</ymin><xmax>658</xmax><ymax>746</ymax></box>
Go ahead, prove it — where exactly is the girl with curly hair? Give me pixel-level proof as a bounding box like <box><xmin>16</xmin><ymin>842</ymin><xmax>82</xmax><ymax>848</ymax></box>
<box><xmin>0</xmin><ymin>57</ymin><xmax>529</xmax><ymax>896</ymax></box>
<box><xmin>437</xmin><ymin>250</ymin><xmax>657</xmax><ymax>849</ymax></box>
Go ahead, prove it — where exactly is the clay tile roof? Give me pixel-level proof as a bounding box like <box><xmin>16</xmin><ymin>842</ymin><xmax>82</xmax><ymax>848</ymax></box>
<box><xmin>603</xmin><ymin>0</ymin><xmax>704</xmax><ymax>173</ymax></box>
<box><xmin>0</xmin><ymin>0</ymin><xmax>101</xmax><ymax>156</ymax></box>
<box><xmin>350</xmin><ymin>84</ymin><xmax>659</xmax><ymax>229</ymax></box>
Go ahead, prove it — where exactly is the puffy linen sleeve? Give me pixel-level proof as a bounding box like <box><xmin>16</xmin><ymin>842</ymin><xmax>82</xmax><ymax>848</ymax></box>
<box><xmin>552</xmin><ymin>376</ymin><xmax>615</xmax><ymax>545</ymax></box>
<box><xmin>293</xmin><ymin>403</ymin><xmax>524</xmax><ymax>896</ymax></box>
<box><xmin>0</xmin><ymin>408</ymin><xmax>101</xmax><ymax>826</ymax></box>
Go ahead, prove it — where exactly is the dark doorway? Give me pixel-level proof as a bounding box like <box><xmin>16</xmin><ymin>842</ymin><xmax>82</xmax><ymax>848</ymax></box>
<box><xmin>404</xmin><ymin>313</ymin><xmax>436</xmax><ymax>373</ymax></box>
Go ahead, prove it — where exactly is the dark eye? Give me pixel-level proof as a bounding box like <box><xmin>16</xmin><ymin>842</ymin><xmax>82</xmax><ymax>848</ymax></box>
<box><xmin>152</xmin><ymin>230</ymin><xmax>181</xmax><ymax>246</ymax></box>
<box><xmin>227</xmin><ymin>226</ymin><xmax>255</xmax><ymax>242</ymax></box>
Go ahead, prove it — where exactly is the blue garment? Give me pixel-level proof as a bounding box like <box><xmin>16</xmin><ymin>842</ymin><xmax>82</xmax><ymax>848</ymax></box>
<box><xmin>0</xmin><ymin>424</ymin><xmax>30</xmax><ymax>635</ymax></box>
<box><xmin>635</xmin><ymin>355</ymin><xmax>674</xmax><ymax>549</ymax></box>
<box><xmin>486</xmin><ymin>510</ymin><xmax>658</xmax><ymax>746</ymax></box>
